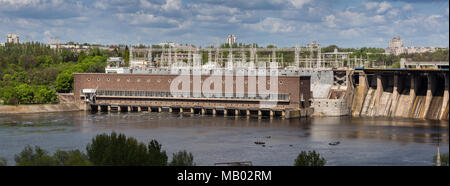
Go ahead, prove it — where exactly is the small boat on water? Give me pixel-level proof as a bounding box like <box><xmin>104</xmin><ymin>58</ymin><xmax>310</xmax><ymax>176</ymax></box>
<box><xmin>254</xmin><ymin>141</ymin><xmax>265</xmax><ymax>145</ymax></box>
<box><xmin>329</xmin><ymin>141</ymin><xmax>340</xmax><ymax>146</ymax></box>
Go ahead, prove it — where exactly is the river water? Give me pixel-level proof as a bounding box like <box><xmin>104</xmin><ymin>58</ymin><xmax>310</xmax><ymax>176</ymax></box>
<box><xmin>0</xmin><ymin>111</ymin><xmax>448</xmax><ymax>166</ymax></box>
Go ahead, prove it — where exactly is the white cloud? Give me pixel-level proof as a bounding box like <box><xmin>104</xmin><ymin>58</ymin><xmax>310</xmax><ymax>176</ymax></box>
<box><xmin>388</xmin><ymin>9</ymin><xmax>399</xmax><ymax>17</ymax></box>
<box><xmin>339</xmin><ymin>28</ymin><xmax>359</xmax><ymax>38</ymax></box>
<box><xmin>372</xmin><ymin>15</ymin><xmax>385</xmax><ymax>23</ymax></box>
<box><xmin>403</xmin><ymin>4</ymin><xmax>413</xmax><ymax>11</ymax></box>
<box><xmin>162</xmin><ymin>0</ymin><xmax>181</xmax><ymax>11</ymax></box>
<box><xmin>364</xmin><ymin>2</ymin><xmax>378</xmax><ymax>10</ymax></box>
<box><xmin>288</xmin><ymin>0</ymin><xmax>312</xmax><ymax>9</ymax></box>
<box><xmin>376</xmin><ymin>2</ymin><xmax>391</xmax><ymax>14</ymax></box>
<box><xmin>324</xmin><ymin>14</ymin><xmax>336</xmax><ymax>28</ymax></box>
<box><xmin>116</xmin><ymin>11</ymin><xmax>178</xmax><ymax>26</ymax></box>
<box><xmin>244</xmin><ymin>17</ymin><xmax>295</xmax><ymax>33</ymax></box>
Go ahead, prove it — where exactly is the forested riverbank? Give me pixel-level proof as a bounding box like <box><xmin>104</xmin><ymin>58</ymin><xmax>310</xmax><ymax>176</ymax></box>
<box><xmin>0</xmin><ymin>42</ymin><xmax>126</xmax><ymax>105</ymax></box>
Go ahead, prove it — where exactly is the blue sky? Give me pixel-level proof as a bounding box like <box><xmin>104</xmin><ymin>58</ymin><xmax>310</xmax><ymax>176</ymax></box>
<box><xmin>0</xmin><ymin>0</ymin><xmax>448</xmax><ymax>48</ymax></box>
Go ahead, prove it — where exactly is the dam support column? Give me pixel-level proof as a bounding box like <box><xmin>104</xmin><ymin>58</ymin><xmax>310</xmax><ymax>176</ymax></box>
<box><xmin>441</xmin><ymin>73</ymin><xmax>449</xmax><ymax>120</ymax></box>
<box><xmin>373</xmin><ymin>74</ymin><xmax>384</xmax><ymax>116</ymax></box>
<box><xmin>408</xmin><ymin>74</ymin><xmax>417</xmax><ymax>118</ymax></box>
<box><xmin>351</xmin><ymin>71</ymin><xmax>368</xmax><ymax>117</ymax></box>
<box><xmin>423</xmin><ymin>74</ymin><xmax>434</xmax><ymax>119</ymax></box>
<box><xmin>389</xmin><ymin>74</ymin><xmax>400</xmax><ymax>117</ymax></box>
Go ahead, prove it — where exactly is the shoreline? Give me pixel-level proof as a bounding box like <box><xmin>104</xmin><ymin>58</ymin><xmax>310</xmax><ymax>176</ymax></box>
<box><xmin>0</xmin><ymin>103</ymin><xmax>83</xmax><ymax>114</ymax></box>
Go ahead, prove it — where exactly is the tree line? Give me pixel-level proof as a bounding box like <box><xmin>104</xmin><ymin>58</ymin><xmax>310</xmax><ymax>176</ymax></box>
<box><xmin>0</xmin><ymin>42</ymin><xmax>128</xmax><ymax>105</ymax></box>
<box><xmin>0</xmin><ymin>132</ymin><xmax>195</xmax><ymax>166</ymax></box>
<box><xmin>0</xmin><ymin>131</ymin><xmax>327</xmax><ymax>166</ymax></box>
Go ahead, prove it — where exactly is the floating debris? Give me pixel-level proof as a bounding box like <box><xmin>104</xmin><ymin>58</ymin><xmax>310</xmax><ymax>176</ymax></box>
<box><xmin>215</xmin><ymin>161</ymin><xmax>253</xmax><ymax>166</ymax></box>
<box><xmin>329</xmin><ymin>141</ymin><xmax>340</xmax><ymax>146</ymax></box>
<box><xmin>262</xmin><ymin>145</ymin><xmax>266</xmax><ymax>147</ymax></box>
<box><xmin>289</xmin><ymin>144</ymin><xmax>293</xmax><ymax>147</ymax></box>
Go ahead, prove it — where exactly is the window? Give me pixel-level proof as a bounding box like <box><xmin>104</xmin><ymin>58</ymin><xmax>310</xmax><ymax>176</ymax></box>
<box><xmin>87</xmin><ymin>78</ymin><xmax>91</xmax><ymax>81</ymax></box>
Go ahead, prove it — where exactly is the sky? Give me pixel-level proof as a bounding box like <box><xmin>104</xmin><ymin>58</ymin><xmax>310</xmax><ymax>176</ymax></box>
<box><xmin>0</xmin><ymin>0</ymin><xmax>448</xmax><ymax>48</ymax></box>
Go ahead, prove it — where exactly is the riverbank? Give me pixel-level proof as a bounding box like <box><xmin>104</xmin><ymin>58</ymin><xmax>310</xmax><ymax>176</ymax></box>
<box><xmin>0</xmin><ymin>103</ymin><xmax>83</xmax><ymax>114</ymax></box>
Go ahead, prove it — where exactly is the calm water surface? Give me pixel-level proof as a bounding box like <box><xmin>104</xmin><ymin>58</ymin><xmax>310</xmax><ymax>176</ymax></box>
<box><xmin>0</xmin><ymin>111</ymin><xmax>448</xmax><ymax>166</ymax></box>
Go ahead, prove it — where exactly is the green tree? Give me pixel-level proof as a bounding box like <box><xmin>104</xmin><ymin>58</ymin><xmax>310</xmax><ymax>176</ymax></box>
<box><xmin>15</xmin><ymin>84</ymin><xmax>34</xmax><ymax>104</ymax></box>
<box><xmin>14</xmin><ymin>145</ymin><xmax>56</xmax><ymax>166</ymax></box>
<box><xmin>77</xmin><ymin>51</ymin><xmax>86</xmax><ymax>63</ymax></box>
<box><xmin>294</xmin><ymin>150</ymin><xmax>326</xmax><ymax>166</ymax></box>
<box><xmin>33</xmin><ymin>86</ymin><xmax>57</xmax><ymax>104</ymax></box>
<box><xmin>0</xmin><ymin>86</ymin><xmax>18</xmax><ymax>105</ymax></box>
<box><xmin>0</xmin><ymin>158</ymin><xmax>7</xmax><ymax>166</ymax></box>
<box><xmin>53</xmin><ymin>150</ymin><xmax>92</xmax><ymax>166</ymax></box>
<box><xmin>55</xmin><ymin>72</ymin><xmax>73</xmax><ymax>93</ymax></box>
<box><xmin>148</xmin><ymin>139</ymin><xmax>168</xmax><ymax>166</ymax></box>
<box><xmin>86</xmin><ymin>132</ymin><xmax>167</xmax><ymax>166</ymax></box>
<box><xmin>37</xmin><ymin>55</ymin><xmax>53</xmax><ymax>67</ymax></box>
<box><xmin>434</xmin><ymin>153</ymin><xmax>449</xmax><ymax>166</ymax></box>
<box><xmin>170</xmin><ymin>150</ymin><xmax>195</xmax><ymax>166</ymax></box>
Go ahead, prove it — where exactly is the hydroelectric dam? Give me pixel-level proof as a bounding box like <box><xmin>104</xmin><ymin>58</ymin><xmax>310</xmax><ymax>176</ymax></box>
<box><xmin>69</xmin><ymin>44</ymin><xmax>448</xmax><ymax>121</ymax></box>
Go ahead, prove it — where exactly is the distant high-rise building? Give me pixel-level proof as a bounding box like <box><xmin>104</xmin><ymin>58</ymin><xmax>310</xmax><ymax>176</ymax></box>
<box><xmin>6</xmin><ymin>33</ymin><xmax>19</xmax><ymax>44</ymax></box>
<box><xmin>226</xmin><ymin>34</ymin><xmax>236</xmax><ymax>46</ymax></box>
<box><xmin>388</xmin><ymin>36</ymin><xmax>403</xmax><ymax>48</ymax></box>
<box><xmin>386</xmin><ymin>36</ymin><xmax>446</xmax><ymax>56</ymax></box>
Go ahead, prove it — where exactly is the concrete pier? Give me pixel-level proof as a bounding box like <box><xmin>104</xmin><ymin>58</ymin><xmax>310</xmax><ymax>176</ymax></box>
<box><xmin>423</xmin><ymin>74</ymin><xmax>434</xmax><ymax>118</ymax></box>
<box><xmin>89</xmin><ymin>103</ymin><xmax>314</xmax><ymax>119</ymax></box>
<box><xmin>441</xmin><ymin>73</ymin><xmax>449</xmax><ymax>120</ymax></box>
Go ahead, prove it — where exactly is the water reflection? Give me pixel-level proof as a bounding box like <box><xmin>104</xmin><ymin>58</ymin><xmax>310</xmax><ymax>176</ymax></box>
<box><xmin>0</xmin><ymin>111</ymin><xmax>448</xmax><ymax>165</ymax></box>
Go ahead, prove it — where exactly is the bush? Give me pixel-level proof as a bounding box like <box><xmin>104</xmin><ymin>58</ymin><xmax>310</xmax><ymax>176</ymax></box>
<box><xmin>55</xmin><ymin>72</ymin><xmax>73</xmax><ymax>93</ymax></box>
<box><xmin>14</xmin><ymin>145</ymin><xmax>55</xmax><ymax>166</ymax></box>
<box><xmin>53</xmin><ymin>150</ymin><xmax>92</xmax><ymax>166</ymax></box>
<box><xmin>294</xmin><ymin>150</ymin><xmax>326</xmax><ymax>166</ymax></box>
<box><xmin>0</xmin><ymin>158</ymin><xmax>7</xmax><ymax>166</ymax></box>
<box><xmin>170</xmin><ymin>150</ymin><xmax>195</xmax><ymax>166</ymax></box>
<box><xmin>147</xmin><ymin>139</ymin><xmax>168</xmax><ymax>166</ymax></box>
<box><xmin>15</xmin><ymin>84</ymin><xmax>34</xmax><ymax>104</ymax></box>
<box><xmin>86</xmin><ymin>132</ymin><xmax>168</xmax><ymax>166</ymax></box>
<box><xmin>14</xmin><ymin>145</ymin><xmax>92</xmax><ymax>166</ymax></box>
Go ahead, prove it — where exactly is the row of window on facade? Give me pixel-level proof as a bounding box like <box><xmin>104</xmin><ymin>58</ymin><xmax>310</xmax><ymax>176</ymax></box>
<box><xmin>95</xmin><ymin>90</ymin><xmax>290</xmax><ymax>100</ymax></box>
<box><xmin>87</xmin><ymin>77</ymin><xmax>285</xmax><ymax>84</ymax></box>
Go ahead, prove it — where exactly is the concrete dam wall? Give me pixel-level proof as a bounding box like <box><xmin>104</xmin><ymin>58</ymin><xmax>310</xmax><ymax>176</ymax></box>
<box><xmin>0</xmin><ymin>103</ymin><xmax>82</xmax><ymax>114</ymax></box>
<box><xmin>350</xmin><ymin>70</ymin><xmax>449</xmax><ymax>120</ymax></box>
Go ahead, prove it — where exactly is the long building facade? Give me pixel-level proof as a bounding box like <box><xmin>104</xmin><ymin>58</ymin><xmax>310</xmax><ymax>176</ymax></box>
<box><xmin>74</xmin><ymin>72</ymin><xmax>312</xmax><ymax>117</ymax></box>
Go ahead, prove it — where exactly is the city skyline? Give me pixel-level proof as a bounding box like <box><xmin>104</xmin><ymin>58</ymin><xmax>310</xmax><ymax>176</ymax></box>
<box><xmin>0</xmin><ymin>0</ymin><xmax>448</xmax><ymax>48</ymax></box>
